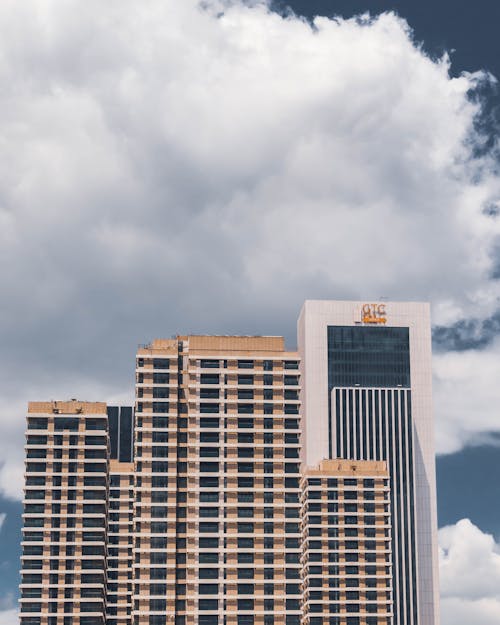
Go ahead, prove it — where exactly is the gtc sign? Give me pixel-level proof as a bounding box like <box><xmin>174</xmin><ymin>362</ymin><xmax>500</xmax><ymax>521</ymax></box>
<box><xmin>361</xmin><ymin>303</ymin><xmax>387</xmax><ymax>325</ymax></box>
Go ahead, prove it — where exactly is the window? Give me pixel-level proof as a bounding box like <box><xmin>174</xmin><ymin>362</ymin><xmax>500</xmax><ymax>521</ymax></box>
<box><xmin>199</xmin><ymin>599</ymin><xmax>218</xmax><ymax>610</ymax></box>
<box><xmin>238</xmin><ymin>448</ymin><xmax>254</xmax><ymax>458</ymax></box>
<box><xmin>200</xmin><ymin>492</ymin><xmax>219</xmax><ymax>503</ymax></box>
<box><xmin>238</xmin><ymin>375</ymin><xmax>254</xmax><ymax>385</ymax></box>
<box><xmin>153</xmin><ymin>358</ymin><xmax>169</xmax><ymax>369</ymax></box>
<box><xmin>200</xmin><ymin>389</ymin><xmax>219</xmax><ymax>399</ymax></box>
<box><xmin>199</xmin><ymin>584</ymin><xmax>218</xmax><ymax>595</ymax></box>
<box><xmin>200</xmin><ymin>374</ymin><xmax>219</xmax><ymax>385</ymax></box>
<box><xmin>238</xmin><ymin>492</ymin><xmax>254</xmax><ymax>503</ymax></box>
<box><xmin>201</xmin><ymin>447</ymin><xmax>219</xmax><ymax>458</ymax></box>
<box><xmin>199</xmin><ymin>552</ymin><xmax>218</xmax><ymax>564</ymax></box>
<box><xmin>238</xmin><ymin>389</ymin><xmax>254</xmax><ymax>400</ymax></box>
<box><xmin>199</xmin><ymin>617</ymin><xmax>218</xmax><ymax>625</ymax></box>
<box><xmin>238</xmin><ymin>477</ymin><xmax>254</xmax><ymax>488</ymax></box>
<box><xmin>238</xmin><ymin>462</ymin><xmax>254</xmax><ymax>473</ymax></box>
<box><xmin>200</xmin><ymin>359</ymin><xmax>219</xmax><ymax>368</ymax></box>
<box><xmin>238</xmin><ymin>360</ymin><xmax>254</xmax><ymax>369</ymax></box>
<box><xmin>199</xmin><ymin>522</ymin><xmax>219</xmax><ymax>533</ymax></box>
<box><xmin>200</xmin><ymin>462</ymin><xmax>219</xmax><ymax>473</ymax></box>
<box><xmin>153</xmin><ymin>373</ymin><xmax>169</xmax><ymax>384</ymax></box>
<box><xmin>200</xmin><ymin>476</ymin><xmax>219</xmax><ymax>488</ymax></box>
<box><xmin>153</xmin><ymin>387</ymin><xmax>169</xmax><ymax>398</ymax></box>
<box><xmin>28</xmin><ymin>418</ymin><xmax>48</xmax><ymax>430</ymax></box>
<box><xmin>200</xmin><ymin>431</ymin><xmax>219</xmax><ymax>443</ymax></box>
<box><xmin>237</xmin><ymin>523</ymin><xmax>254</xmax><ymax>533</ymax></box>
<box><xmin>238</xmin><ymin>404</ymin><xmax>254</xmax><ymax>414</ymax></box>
<box><xmin>238</xmin><ymin>553</ymin><xmax>254</xmax><ymax>564</ymax></box>
<box><xmin>200</xmin><ymin>418</ymin><xmax>219</xmax><ymax>429</ymax></box>
<box><xmin>199</xmin><ymin>537</ymin><xmax>219</xmax><ymax>549</ymax></box>
<box><xmin>54</xmin><ymin>417</ymin><xmax>79</xmax><ymax>431</ymax></box>
<box><xmin>153</xmin><ymin>416</ymin><xmax>169</xmax><ymax>429</ymax></box>
<box><xmin>200</xmin><ymin>403</ymin><xmax>219</xmax><ymax>414</ymax></box>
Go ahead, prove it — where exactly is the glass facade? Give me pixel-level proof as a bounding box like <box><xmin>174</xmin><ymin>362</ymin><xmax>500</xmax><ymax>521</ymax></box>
<box><xmin>327</xmin><ymin>326</ymin><xmax>410</xmax><ymax>389</ymax></box>
<box><xmin>108</xmin><ymin>406</ymin><xmax>134</xmax><ymax>462</ymax></box>
<box><xmin>327</xmin><ymin>325</ymin><xmax>417</xmax><ymax>625</ymax></box>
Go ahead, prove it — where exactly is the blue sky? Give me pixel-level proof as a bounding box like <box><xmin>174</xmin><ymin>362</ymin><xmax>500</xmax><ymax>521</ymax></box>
<box><xmin>1</xmin><ymin>1</ymin><xmax>500</xmax><ymax>623</ymax></box>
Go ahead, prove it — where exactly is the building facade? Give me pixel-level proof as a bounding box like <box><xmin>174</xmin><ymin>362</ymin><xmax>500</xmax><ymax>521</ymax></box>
<box><xmin>300</xmin><ymin>460</ymin><xmax>392</xmax><ymax>625</ymax></box>
<box><xmin>298</xmin><ymin>301</ymin><xmax>439</xmax><ymax>625</ymax></box>
<box><xmin>19</xmin><ymin>301</ymin><xmax>439</xmax><ymax>625</ymax></box>
<box><xmin>133</xmin><ymin>336</ymin><xmax>302</xmax><ymax>625</ymax></box>
<box><xmin>20</xmin><ymin>401</ymin><xmax>110</xmax><ymax>625</ymax></box>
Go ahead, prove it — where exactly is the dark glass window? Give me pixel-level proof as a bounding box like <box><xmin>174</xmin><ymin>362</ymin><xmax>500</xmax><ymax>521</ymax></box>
<box><xmin>200</xmin><ymin>374</ymin><xmax>219</xmax><ymax>385</ymax></box>
<box><xmin>153</xmin><ymin>359</ymin><xmax>169</xmax><ymax>369</ymax></box>
<box><xmin>28</xmin><ymin>418</ymin><xmax>48</xmax><ymax>430</ymax></box>
<box><xmin>238</xmin><ymin>389</ymin><xmax>254</xmax><ymax>400</ymax></box>
<box><xmin>200</xmin><ymin>403</ymin><xmax>219</xmax><ymax>414</ymax></box>
<box><xmin>200</xmin><ymin>389</ymin><xmax>219</xmax><ymax>399</ymax></box>
<box><xmin>153</xmin><ymin>373</ymin><xmax>169</xmax><ymax>384</ymax></box>
<box><xmin>54</xmin><ymin>418</ymin><xmax>79</xmax><ymax>431</ymax></box>
<box><xmin>328</xmin><ymin>325</ymin><xmax>410</xmax><ymax>388</ymax></box>
<box><xmin>200</xmin><ymin>359</ymin><xmax>219</xmax><ymax>368</ymax></box>
<box><xmin>238</xmin><ymin>375</ymin><xmax>254</xmax><ymax>385</ymax></box>
<box><xmin>238</xmin><ymin>360</ymin><xmax>254</xmax><ymax>369</ymax></box>
<box><xmin>153</xmin><ymin>387</ymin><xmax>169</xmax><ymax>398</ymax></box>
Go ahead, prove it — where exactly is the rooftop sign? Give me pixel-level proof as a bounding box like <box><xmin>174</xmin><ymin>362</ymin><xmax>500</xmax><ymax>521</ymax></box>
<box><xmin>361</xmin><ymin>303</ymin><xmax>387</xmax><ymax>325</ymax></box>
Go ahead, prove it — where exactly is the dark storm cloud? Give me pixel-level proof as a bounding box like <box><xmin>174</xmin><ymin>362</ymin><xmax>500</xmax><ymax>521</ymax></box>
<box><xmin>433</xmin><ymin>311</ymin><xmax>500</xmax><ymax>352</ymax></box>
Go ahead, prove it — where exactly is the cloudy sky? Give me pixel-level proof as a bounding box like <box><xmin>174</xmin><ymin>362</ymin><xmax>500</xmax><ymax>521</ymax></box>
<box><xmin>1</xmin><ymin>0</ymin><xmax>500</xmax><ymax>623</ymax></box>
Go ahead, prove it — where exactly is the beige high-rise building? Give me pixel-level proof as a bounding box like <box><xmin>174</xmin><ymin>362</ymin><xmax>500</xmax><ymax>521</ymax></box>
<box><xmin>20</xmin><ymin>401</ymin><xmax>110</xmax><ymax>625</ymax></box>
<box><xmin>19</xmin><ymin>303</ymin><xmax>439</xmax><ymax>625</ymax></box>
<box><xmin>133</xmin><ymin>336</ymin><xmax>302</xmax><ymax>625</ymax></box>
<box><xmin>300</xmin><ymin>460</ymin><xmax>392</xmax><ymax>625</ymax></box>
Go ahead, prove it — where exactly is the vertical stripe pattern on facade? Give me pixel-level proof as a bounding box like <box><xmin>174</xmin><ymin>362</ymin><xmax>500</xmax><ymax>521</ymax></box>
<box><xmin>331</xmin><ymin>388</ymin><xmax>417</xmax><ymax>625</ymax></box>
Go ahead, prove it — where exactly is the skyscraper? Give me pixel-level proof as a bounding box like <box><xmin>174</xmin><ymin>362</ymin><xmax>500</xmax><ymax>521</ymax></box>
<box><xmin>20</xmin><ymin>401</ymin><xmax>110</xmax><ymax>625</ymax></box>
<box><xmin>133</xmin><ymin>336</ymin><xmax>302</xmax><ymax>625</ymax></box>
<box><xmin>298</xmin><ymin>301</ymin><xmax>439</xmax><ymax>625</ymax></box>
<box><xmin>19</xmin><ymin>301</ymin><xmax>439</xmax><ymax>625</ymax></box>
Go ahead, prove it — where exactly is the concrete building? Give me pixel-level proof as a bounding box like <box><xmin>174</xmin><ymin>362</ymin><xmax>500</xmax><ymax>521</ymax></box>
<box><xmin>133</xmin><ymin>336</ymin><xmax>302</xmax><ymax>625</ymax></box>
<box><xmin>20</xmin><ymin>401</ymin><xmax>110</xmax><ymax>625</ymax></box>
<box><xmin>19</xmin><ymin>301</ymin><xmax>439</xmax><ymax>625</ymax></box>
<box><xmin>298</xmin><ymin>301</ymin><xmax>439</xmax><ymax>625</ymax></box>
<box><xmin>300</xmin><ymin>460</ymin><xmax>392</xmax><ymax>625</ymax></box>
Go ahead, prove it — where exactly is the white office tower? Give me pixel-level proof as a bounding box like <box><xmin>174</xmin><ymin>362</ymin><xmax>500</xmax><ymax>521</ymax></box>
<box><xmin>298</xmin><ymin>301</ymin><xmax>439</xmax><ymax>625</ymax></box>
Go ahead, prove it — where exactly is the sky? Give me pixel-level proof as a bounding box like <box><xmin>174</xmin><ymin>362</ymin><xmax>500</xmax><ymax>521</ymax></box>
<box><xmin>0</xmin><ymin>1</ymin><xmax>499</xmax><ymax>623</ymax></box>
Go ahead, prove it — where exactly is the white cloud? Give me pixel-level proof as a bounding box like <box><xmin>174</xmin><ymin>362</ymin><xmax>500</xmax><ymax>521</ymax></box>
<box><xmin>0</xmin><ymin>608</ymin><xmax>16</xmax><ymax>625</ymax></box>
<box><xmin>0</xmin><ymin>0</ymin><xmax>499</xmax><ymax>494</ymax></box>
<box><xmin>0</xmin><ymin>609</ymin><xmax>18</xmax><ymax>625</ymax></box>
<box><xmin>434</xmin><ymin>337</ymin><xmax>500</xmax><ymax>454</ymax></box>
<box><xmin>0</xmin><ymin>514</ymin><xmax>5</xmax><ymax>532</ymax></box>
<box><xmin>440</xmin><ymin>519</ymin><xmax>500</xmax><ymax>625</ymax></box>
